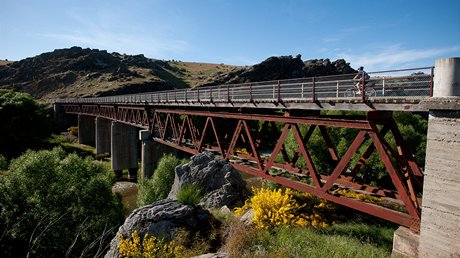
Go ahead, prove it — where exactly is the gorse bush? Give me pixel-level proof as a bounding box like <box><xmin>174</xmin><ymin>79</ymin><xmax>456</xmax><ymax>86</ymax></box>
<box><xmin>137</xmin><ymin>154</ymin><xmax>188</xmax><ymax>206</ymax></box>
<box><xmin>235</xmin><ymin>186</ymin><xmax>335</xmax><ymax>229</ymax></box>
<box><xmin>177</xmin><ymin>184</ymin><xmax>203</xmax><ymax>206</ymax></box>
<box><xmin>118</xmin><ymin>230</ymin><xmax>184</xmax><ymax>258</ymax></box>
<box><xmin>0</xmin><ymin>147</ymin><xmax>124</xmax><ymax>257</ymax></box>
<box><xmin>67</xmin><ymin>126</ymin><xmax>79</xmax><ymax>136</ymax></box>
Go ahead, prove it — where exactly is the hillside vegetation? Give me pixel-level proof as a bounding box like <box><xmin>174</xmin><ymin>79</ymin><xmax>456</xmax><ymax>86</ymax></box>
<box><xmin>0</xmin><ymin>47</ymin><xmax>355</xmax><ymax>102</ymax></box>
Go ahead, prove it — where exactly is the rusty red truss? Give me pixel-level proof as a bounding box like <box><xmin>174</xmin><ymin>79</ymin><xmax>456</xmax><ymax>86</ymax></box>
<box><xmin>149</xmin><ymin>108</ymin><xmax>423</xmax><ymax>230</ymax></box>
<box><xmin>63</xmin><ymin>104</ymin><xmax>150</xmax><ymax>129</ymax></box>
<box><xmin>61</xmin><ymin>104</ymin><xmax>423</xmax><ymax>230</ymax></box>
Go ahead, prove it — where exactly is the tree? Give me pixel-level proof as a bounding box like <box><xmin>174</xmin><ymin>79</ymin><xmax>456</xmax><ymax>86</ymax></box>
<box><xmin>0</xmin><ymin>90</ymin><xmax>52</xmax><ymax>157</ymax></box>
<box><xmin>0</xmin><ymin>147</ymin><xmax>124</xmax><ymax>257</ymax></box>
<box><xmin>279</xmin><ymin>111</ymin><xmax>427</xmax><ymax>189</ymax></box>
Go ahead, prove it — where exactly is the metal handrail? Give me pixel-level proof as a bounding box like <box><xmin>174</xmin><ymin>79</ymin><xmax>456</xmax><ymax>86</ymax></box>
<box><xmin>55</xmin><ymin>66</ymin><xmax>434</xmax><ymax>104</ymax></box>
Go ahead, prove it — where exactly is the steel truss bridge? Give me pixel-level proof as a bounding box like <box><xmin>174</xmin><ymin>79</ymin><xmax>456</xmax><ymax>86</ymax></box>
<box><xmin>56</xmin><ymin>67</ymin><xmax>433</xmax><ymax>231</ymax></box>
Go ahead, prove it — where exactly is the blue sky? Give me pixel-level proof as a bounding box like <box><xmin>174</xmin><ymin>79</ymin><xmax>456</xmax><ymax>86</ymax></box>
<box><xmin>1</xmin><ymin>0</ymin><xmax>459</xmax><ymax>71</ymax></box>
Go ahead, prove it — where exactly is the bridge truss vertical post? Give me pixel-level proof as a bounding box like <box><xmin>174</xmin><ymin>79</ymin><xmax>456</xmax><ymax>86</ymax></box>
<box><xmin>312</xmin><ymin>77</ymin><xmax>316</xmax><ymax>101</ymax></box>
<box><xmin>277</xmin><ymin>80</ymin><xmax>281</xmax><ymax>102</ymax></box>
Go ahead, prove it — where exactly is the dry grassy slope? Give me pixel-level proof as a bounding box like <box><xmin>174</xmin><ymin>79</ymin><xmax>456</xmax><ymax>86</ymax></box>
<box><xmin>167</xmin><ymin>61</ymin><xmax>242</xmax><ymax>88</ymax></box>
<box><xmin>0</xmin><ymin>60</ymin><xmax>12</xmax><ymax>66</ymax></box>
<box><xmin>0</xmin><ymin>48</ymin><xmax>242</xmax><ymax>103</ymax></box>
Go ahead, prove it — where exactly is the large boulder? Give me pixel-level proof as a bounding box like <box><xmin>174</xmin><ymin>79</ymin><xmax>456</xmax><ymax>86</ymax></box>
<box><xmin>105</xmin><ymin>199</ymin><xmax>219</xmax><ymax>258</ymax></box>
<box><xmin>168</xmin><ymin>152</ymin><xmax>249</xmax><ymax>209</ymax></box>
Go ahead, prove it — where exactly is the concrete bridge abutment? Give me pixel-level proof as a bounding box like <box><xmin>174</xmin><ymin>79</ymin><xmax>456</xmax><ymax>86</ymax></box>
<box><xmin>78</xmin><ymin>115</ymin><xmax>95</xmax><ymax>146</ymax></box>
<box><xmin>393</xmin><ymin>57</ymin><xmax>460</xmax><ymax>257</ymax></box>
<box><xmin>418</xmin><ymin>58</ymin><xmax>460</xmax><ymax>257</ymax></box>
<box><xmin>111</xmin><ymin>122</ymin><xmax>138</xmax><ymax>181</ymax></box>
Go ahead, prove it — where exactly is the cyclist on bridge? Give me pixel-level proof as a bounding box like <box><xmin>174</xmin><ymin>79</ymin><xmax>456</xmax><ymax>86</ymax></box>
<box><xmin>353</xmin><ymin>66</ymin><xmax>369</xmax><ymax>94</ymax></box>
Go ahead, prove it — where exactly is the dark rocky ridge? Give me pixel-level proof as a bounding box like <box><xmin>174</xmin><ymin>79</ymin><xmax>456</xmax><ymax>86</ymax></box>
<box><xmin>197</xmin><ymin>54</ymin><xmax>356</xmax><ymax>86</ymax></box>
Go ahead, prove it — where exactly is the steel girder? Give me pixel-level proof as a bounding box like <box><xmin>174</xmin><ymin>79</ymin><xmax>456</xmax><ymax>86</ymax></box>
<box><xmin>61</xmin><ymin>104</ymin><xmax>423</xmax><ymax>230</ymax></box>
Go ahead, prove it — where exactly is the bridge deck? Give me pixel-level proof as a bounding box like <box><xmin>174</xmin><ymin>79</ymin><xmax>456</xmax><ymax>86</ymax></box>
<box><xmin>56</xmin><ymin>67</ymin><xmax>434</xmax><ymax>112</ymax></box>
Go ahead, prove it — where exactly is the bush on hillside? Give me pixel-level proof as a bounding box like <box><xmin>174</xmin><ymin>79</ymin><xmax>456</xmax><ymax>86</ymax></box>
<box><xmin>0</xmin><ymin>90</ymin><xmax>52</xmax><ymax>157</ymax></box>
<box><xmin>137</xmin><ymin>154</ymin><xmax>187</xmax><ymax>206</ymax></box>
<box><xmin>0</xmin><ymin>147</ymin><xmax>124</xmax><ymax>257</ymax></box>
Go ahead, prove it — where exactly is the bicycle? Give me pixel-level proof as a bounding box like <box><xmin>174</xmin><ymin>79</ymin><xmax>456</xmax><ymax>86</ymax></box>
<box><xmin>344</xmin><ymin>82</ymin><xmax>376</xmax><ymax>98</ymax></box>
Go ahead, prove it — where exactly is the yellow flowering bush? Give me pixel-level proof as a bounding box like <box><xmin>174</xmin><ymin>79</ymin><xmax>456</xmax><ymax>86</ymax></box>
<box><xmin>67</xmin><ymin>126</ymin><xmax>78</xmax><ymax>136</ymax></box>
<box><xmin>337</xmin><ymin>189</ymin><xmax>383</xmax><ymax>204</ymax></box>
<box><xmin>234</xmin><ymin>147</ymin><xmax>249</xmax><ymax>155</ymax></box>
<box><xmin>235</xmin><ymin>187</ymin><xmax>335</xmax><ymax>230</ymax></box>
<box><xmin>118</xmin><ymin>231</ymin><xmax>184</xmax><ymax>258</ymax></box>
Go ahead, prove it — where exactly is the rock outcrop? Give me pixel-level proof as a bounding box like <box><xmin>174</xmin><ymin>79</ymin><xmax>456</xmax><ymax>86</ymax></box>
<box><xmin>168</xmin><ymin>152</ymin><xmax>249</xmax><ymax>209</ymax></box>
<box><xmin>105</xmin><ymin>199</ymin><xmax>219</xmax><ymax>258</ymax></box>
<box><xmin>197</xmin><ymin>55</ymin><xmax>356</xmax><ymax>86</ymax></box>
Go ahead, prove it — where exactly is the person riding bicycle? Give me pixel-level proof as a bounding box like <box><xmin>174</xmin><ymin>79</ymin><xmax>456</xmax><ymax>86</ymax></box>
<box><xmin>353</xmin><ymin>66</ymin><xmax>370</xmax><ymax>94</ymax></box>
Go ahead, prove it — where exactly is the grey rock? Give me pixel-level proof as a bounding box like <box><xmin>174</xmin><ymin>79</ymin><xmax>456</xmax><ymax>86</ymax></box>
<box><xmin>168</xmin><ymin>152</ymin><xmax>249</xmax><ymax>209</ymax></box>
<box><xmin>240</xmin><ymin>208</ymin><xmax>255</xmax><ymax>226</ymax></box>
<box><xmin>105</xmin><ymin>199</ymin><xmax>218</xmax><ymax>258</ymax></box>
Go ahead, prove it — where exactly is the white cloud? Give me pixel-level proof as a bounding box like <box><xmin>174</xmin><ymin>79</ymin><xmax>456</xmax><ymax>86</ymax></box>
<box><xmin>36</xmin><ymin>10</ymin><xmax>190</xmax><ymax>59</ymax></box>
<box><xmin>336</xmin><ymin>45</ymin><xmax>460</xmax><ymax>71</ymax></box>
<box><xmin>38</xmin><ymin>31</ymin><xmax>189</xmax><ymax>58</ymax></box>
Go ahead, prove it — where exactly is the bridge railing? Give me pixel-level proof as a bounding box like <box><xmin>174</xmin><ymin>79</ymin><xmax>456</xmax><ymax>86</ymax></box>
<box><xmin>55</xmin><ymin>66</ymin><xmax>433</xmax><ymax>104</ymax></box>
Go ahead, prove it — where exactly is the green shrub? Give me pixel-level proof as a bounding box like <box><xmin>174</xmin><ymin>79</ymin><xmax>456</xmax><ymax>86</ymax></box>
<box><xmin>0</xmin><ymin>147</ymin><xmax>124</xmax><ymax>257</ymax></box>
<box><xmin>137</xmin><ymin>154</ymin><xmax>187</xmax><ymax>206</ymax></box>
<box><xmin>0</xmin><ymin>154</ymin><xmax>7</xmax><ymax>170</ymax></box>
<box><xmin>177</xmin><ymin>184</ymin><xmax>203</xmax><ymax>206</ymax></box>
<box><xmin>0</xmin><ymin>90</ymin><xmax>52</xmax><ymax>157</ymax></box>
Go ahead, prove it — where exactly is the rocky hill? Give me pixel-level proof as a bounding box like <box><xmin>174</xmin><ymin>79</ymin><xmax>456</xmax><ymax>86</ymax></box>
<box><xmin>198</xmin><ymin>54</ymin><xmax>356</xmax><ymax>86</ymax></box>
<box><xmin>0</xmin><ymin>47</ymin><xmax>356</xmax><ymax>101</ymax></box>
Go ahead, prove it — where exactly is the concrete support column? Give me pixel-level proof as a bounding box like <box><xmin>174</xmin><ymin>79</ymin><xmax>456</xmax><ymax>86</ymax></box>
<box><xmin>139</xmin><ymin>130</ymin><xmax>157</xmax><ymax>179</ymax></box>
<box><xmin>417</xmin><ymin>58</ymin><xmax>460</xmax><ymax>257</ymax></box>
<box><xmin>53</xmin><ymin>103</ymin><xmax>65</xmax><ymax>131</ymax></box>
<box><xmin>78</xmin><ymin>115</ymin><xmax>95</xmax><ymax>146</ymax></box>
<box><xmin>111</xmin><ymin>122</ymin><xmax>138</xmax><ymax>181</ymax></box>
<box><xmin>96</xmin><ymin>117</ymin><xmax>111</xmax><ymax>154</ymax></box>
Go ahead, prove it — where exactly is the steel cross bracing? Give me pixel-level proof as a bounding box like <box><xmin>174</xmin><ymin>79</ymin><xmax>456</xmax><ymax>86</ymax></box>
<box><xmin>62</xmin><ymin>104</ymin><xmax>424</xmax><ymax>230</ymax></box>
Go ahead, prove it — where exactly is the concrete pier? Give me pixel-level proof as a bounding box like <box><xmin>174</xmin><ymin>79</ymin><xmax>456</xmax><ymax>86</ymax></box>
<box><xmin>417</xmin><ymin>58</ymin><xmax>460</xmax><ymax>257</ymax></box>
<box><xmin>111</xmin><ymin>122</ymin><xmax>138</xmax><ymax>181</ymax></box>
<box><xmin>139</xmin><ymin>130</ymin><xmax>156</xmax><ymax>179</ymax></box>
<box><xmin>96</xmin><ymin>117</ymin><xmax>111</xmax><ymax>154</ymax></box>
<box><xmin>78</xmin><ymin>115</ymin><xmax>95</xmax><ymax>146</ymax></box>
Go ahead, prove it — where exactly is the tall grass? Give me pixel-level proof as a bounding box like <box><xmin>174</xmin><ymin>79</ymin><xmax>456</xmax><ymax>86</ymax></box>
<box><xmin>177</xmin><ymin>183</ymin><xmax>203</xmax><ymax>206</ymax></box>
<box><xmin>222</xmin><ymin>220</ymin><xmax>395</xmax><ymax>258</ymax></box>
